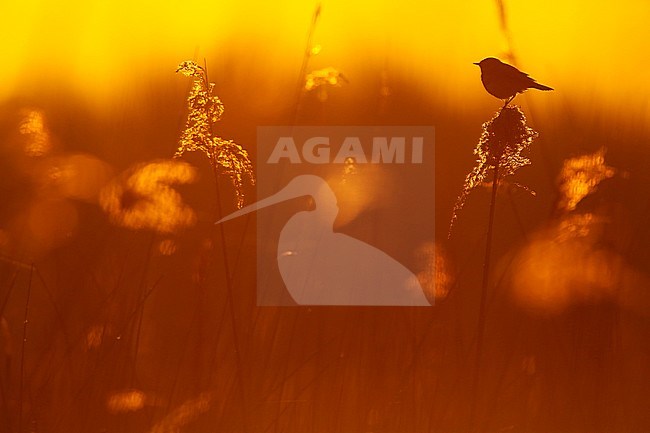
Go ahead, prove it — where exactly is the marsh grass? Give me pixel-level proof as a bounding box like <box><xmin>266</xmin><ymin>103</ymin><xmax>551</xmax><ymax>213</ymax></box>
<box><xmin>292</xmin><ymin>3</ymin><xmax>322</xmax><ymax>121</ymax></box>
<box><xmin>449</xmin><ymin>106</ymin><xmax>537</xmax><ymax>238</ymax></box>
<box><xmin>175</xmin><ymin>60</ymin><xmax>254</xmax><ymax>210</ymax></box>
<box><xmin>0</xmin><ymin>82</ymin><xmax>645</xmax><ymax>433</ymax></box>
<box><xmin>449</xmin><ymin>105</ymin><xmax>538</xmax><ymax>431</ymax></box>
<box><xmin>17</xmin><ymin>264</ymin><xmax>33</xmax><ymax>433</ymax></box>
<box><xmin>175</xmin><ymin>59</ymin><xmax>256</xmax><ymax>431</ymax></box>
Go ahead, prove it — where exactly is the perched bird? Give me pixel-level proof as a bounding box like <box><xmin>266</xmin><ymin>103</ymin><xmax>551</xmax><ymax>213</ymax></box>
<box><xmin>474</xmin><ymin>57</ymin><xmax>553</xmax><ymax>106</ymax></box>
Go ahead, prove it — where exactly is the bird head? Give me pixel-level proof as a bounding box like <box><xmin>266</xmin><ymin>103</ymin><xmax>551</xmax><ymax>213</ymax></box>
<box><xmin>473</xmin><ymin>57</ymin><xmax>502</xmax><ymax>71</ymax></box>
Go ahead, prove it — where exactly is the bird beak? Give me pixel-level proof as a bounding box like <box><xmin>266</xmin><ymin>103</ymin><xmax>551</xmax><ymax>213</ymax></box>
<box><xmin>473</xmin><ymin>62</ymin><xmax>479</xmax><ymax>66</ymax></box>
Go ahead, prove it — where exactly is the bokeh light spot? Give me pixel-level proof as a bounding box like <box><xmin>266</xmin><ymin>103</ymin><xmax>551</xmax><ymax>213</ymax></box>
<box><xmin>100</xmin><ymin>160</ymin><xmax>197</xmax><ymax>233</ymax></box>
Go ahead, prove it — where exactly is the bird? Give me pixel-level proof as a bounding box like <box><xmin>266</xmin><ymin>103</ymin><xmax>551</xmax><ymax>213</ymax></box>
<box><xmin>474</xmin><ymin>57</ymin><xmax>553</xmax><ymax>106</ymax></box>
<box><xmin>217</xmin><ymin>175</ymin><xmax>431</xmax><ymax>306</ymax></box>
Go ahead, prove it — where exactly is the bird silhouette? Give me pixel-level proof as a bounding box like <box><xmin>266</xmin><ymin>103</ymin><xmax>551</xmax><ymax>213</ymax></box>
<box><xmin>474</xmin><ymin>57</ymin><xmax>553</xmax><ymax>106</ymax></box>
<box><xmin>217</xmin><ymin>175</ymin><xmax>431</xmax><ymax>306</ymax></box>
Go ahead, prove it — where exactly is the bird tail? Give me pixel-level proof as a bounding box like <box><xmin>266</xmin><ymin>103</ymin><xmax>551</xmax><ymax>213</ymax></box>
<box><xmin>532</xmin><ymin>82</ymin><xmax>553</xmax><ymax>91</ymax></box>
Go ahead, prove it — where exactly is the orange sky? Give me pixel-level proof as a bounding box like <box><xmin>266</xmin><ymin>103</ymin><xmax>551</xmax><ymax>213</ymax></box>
<box><xmin>2</xmin><ymin>0</ymin><xmax>649</xmax><ymax>119</ymax></box>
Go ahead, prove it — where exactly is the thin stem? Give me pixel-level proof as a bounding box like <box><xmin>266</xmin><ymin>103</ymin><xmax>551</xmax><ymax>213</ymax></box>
<box><xmin>18</xmin><ymin>264</ymin><xmax>34</xmax><ymax>433</ymax></box>
<box><xmin>0</xmin><ymin>269</ymin><xmax>19</xmax><ymax>431</ymax></box>
<box><xmin>469</xmin><ymin>163</ymin><xmax>500</xmax><ymax>432</ymax></box>
<box><xmin>495</xmin><ymin>0</ymin><xmax>517</xmax><ymax>62</ymax></box>
<box><xmin>130</xmin><ymin>233</ymin><xmax>156</xmax><ymax>387</ymax></box>
<box><xmin>197</xmin><ymin>59</ymin><xmax>249</xmax><ymax>431</ymax></box>
<box><xmin>211</xmin><ymin>155</ymin><xmax>249</xmax><ymax>433</ymax></box>
<box><xmin>292</xmin><ymin>3</ymin><xmax>321</xmax><ymax>121</ymax></box>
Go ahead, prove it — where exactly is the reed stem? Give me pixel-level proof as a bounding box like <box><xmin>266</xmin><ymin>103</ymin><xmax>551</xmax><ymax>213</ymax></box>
<box><xmin>18</xmin><ymin>264</ymin><xmax>34</xmax><ymax>433</ymax></box>
<box><xmin>469</xmin><ymin>163</ymin><xmax>500</xmax><ymax>432</ymax></box>
<box><xmin>211</xmin><ymin>155</ymin><xmax>249</xmax><ymax>433</ymax></box>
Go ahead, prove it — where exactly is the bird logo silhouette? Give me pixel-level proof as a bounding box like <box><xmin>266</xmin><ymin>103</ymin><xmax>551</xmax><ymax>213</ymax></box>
<box><xmin>474</xmin><ymin>57</ymin><xmax>553</xmax><ymax>106</ymax></box>
<box><xmin>217</xmin><ymin>175</ymin><xmax>431</xmax><ymax>306</ymax></box>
